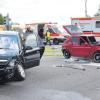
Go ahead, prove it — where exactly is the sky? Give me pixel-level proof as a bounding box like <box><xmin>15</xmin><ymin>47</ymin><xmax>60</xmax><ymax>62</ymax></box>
<box><xmin>0</xmin><ymin>0</ymin><xmax>100</xmax><ymax>24</ymax></box>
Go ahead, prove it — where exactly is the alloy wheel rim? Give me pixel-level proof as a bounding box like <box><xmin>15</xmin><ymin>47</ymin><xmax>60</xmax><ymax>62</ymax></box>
<box><xmin>18</xmin><ymin>64</ymin><xmax>25</xmax><ymax>78</ymax></box>
<box><xmin>64</xmin><ymin>51</ymin><xmax>68</xmax><ymax>57</ymax></box>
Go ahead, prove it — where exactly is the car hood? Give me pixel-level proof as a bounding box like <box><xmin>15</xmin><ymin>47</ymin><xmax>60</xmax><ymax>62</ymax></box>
<box><xmin>0</xmin><ymin>49</ymin><xmax>19</xmax><ymax>58</ymax></box>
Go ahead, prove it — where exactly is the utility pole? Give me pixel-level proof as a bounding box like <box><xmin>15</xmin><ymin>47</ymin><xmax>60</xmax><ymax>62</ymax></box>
<box><xmin>85</xmin><ymin>0</ymin><xmax>88</xmax><ymax>17</ymax></box>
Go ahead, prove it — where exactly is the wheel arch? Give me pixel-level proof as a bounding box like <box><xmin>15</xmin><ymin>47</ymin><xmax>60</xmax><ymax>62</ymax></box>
<box><xmin>62</xmin><ymin>48</ymin><xmax>70</xmax><ymax>54</ymax></box>
<box><xmin>91</xmin><ymin>50</ymin><xmax>100</xmax><ymax>57</ymax></box>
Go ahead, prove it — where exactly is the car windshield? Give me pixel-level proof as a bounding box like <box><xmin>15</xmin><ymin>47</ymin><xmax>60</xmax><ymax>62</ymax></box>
<box><xmin>57</xmin><ymin>26</ymin><xmax>69</xmax><ymax>34</ymax></box>
<box><xmin>52</xmin><ymin>27</ymin><xmax>62</xmax><ymax>33</ymax></box>
<box><xmin>52</xmin><ymin>26</ymin><xmax>69</xmax><ymax>35</ymax></box>
<box><xmin>65</xmin><ymin>25</ymin><xmax>82</xmax><ymax>34</ymax></box>
<box><xmin>0</xmin><ymin>35</ymin><xmax>19</xmax><ymax>50</ymax></box>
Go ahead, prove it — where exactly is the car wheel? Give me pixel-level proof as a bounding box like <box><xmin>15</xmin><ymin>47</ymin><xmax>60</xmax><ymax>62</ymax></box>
<box><xmin>63</xmin><ymin>50</ymin><xmax>71</xmax><ymax>59</ymax></box>
<box><xmin>14</xmin><ymin>63</ymin><xmax>26</xmax><ymax>81</ymax></box>
<box><xmin>53</xmin><ymin>39</ymin><xmax>59</xmax><ymax>45</ymax></box>
<box><xmin>92</xmin><ymin>52</ymin><xmax>100</xmax><ymax>63</ymax></box>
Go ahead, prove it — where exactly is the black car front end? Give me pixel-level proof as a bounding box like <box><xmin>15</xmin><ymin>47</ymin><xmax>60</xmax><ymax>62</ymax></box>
<box><xmin>0</xmin><ymin>56</ymin><xmax>18</xmax><ymax>81</ymax></box>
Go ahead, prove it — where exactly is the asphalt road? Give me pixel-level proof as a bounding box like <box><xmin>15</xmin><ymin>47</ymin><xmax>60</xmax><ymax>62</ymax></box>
<box><xmin>0</xmin><ymin>55</ymin><xmax>100</xmax><ymax>100</ymax></box>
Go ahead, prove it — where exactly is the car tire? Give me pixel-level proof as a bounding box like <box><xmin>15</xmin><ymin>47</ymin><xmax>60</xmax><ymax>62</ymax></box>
<box><xmin>92</xmin><ymin>52</ymin><xmax>100</xmax><ymax>63</ymax></box>
<box><xmin>53</xmin><ymin>39</ymin><xmax>59</xmax><ymax>45</ymax></box>
<box><xmin>63</xmin><ymin>50</ymin><xmax>71</xmax><ymax>59</ymax></box>
<box><xmin>14</xmin><ymin>63</ymin><xmax>26</xmax><ymax>81</ymax></box>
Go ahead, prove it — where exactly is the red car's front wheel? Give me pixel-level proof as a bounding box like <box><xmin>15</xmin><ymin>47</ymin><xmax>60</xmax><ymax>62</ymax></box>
<box><xmin>63</xmin><ymin>50</ymin><xmax>71</xmax><ymax>59</ymax></box>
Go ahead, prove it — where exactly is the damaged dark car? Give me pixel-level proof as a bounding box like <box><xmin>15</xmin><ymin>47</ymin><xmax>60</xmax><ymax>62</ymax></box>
<box><xmin>0</xmin><ymin>31</ymin><xmax>40</xmax><ymax>82</ymax></box>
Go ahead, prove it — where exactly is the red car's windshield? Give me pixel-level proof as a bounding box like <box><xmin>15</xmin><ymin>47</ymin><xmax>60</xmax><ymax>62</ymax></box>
<box><xmin>64</xmin><ymin>25</ymin><xmax>82</xmax><ymax>35</ymax></box>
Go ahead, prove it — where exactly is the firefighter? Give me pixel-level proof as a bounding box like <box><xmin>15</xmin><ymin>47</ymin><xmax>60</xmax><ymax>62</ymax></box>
<box><xmin>45</xmin><ymin>30</ymin><xmax>51</xmax><ymax>45</ymax></box>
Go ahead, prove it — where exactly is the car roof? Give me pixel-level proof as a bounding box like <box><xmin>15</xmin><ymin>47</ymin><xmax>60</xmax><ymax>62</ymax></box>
<box><xmin>0</xmin><ymin>31</ymin><xmax>19</xmax><ymax>36</ymax></box>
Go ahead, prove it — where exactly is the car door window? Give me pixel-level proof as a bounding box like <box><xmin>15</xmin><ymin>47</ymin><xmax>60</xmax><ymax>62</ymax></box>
<box><xmin>25</xmin><ymin>34</ymin><xmax>38</xmax><ymax>49</ymax></box>
<box><xmin>80</xmin><ymin>37</ymin><xmax>86</xmax><ymax>45</ymax></box>
<box><xmin>81</xmin><ymin>36</ymin><xmax>89</xmax><ymax>44</ymax></box>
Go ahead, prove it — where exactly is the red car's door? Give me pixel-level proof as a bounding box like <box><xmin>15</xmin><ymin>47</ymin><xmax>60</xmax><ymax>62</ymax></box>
<box><xmin>71</xmin><ymin>37</ymin><xmax>92</xmax><ymax>57</ymax></box>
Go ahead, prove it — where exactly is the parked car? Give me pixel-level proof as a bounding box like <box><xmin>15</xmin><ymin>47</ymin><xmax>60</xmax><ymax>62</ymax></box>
<box><xmin>62</xmin><ymin>34</ymin><xmax>100</xmax><ymax>63</ymax></box>
<box><xmin>0</xmin><ymin>31</ymin><xmax>40</xmax><ymax>82</ymax></box>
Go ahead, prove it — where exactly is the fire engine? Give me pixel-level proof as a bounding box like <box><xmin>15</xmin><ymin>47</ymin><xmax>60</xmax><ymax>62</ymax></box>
<box><xmin>71</xmin><ymin>17</ymin><xmax>100</xmax><ymax>36</ymax></box>
<box><xmin>26</xmin><ymin>23</ymin><xmax>67</xmax><ymax>45</ymax></box>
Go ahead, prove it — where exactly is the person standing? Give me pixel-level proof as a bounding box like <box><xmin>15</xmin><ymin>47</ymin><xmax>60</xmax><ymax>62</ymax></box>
<box><xmin>38</xmin><ymin>28</ymin><xmax>45</xmax><ymax>59</ymax></box>
<box><xmin>45</xmin><ymin>30</ymin><xmax>51</xmax><ymax>45</ymax></box>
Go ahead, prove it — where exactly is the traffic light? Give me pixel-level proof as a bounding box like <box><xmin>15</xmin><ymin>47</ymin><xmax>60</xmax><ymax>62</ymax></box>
<box><xmin>3</xmin><ymin>16</ymin><xmax>6</xmax><ymax>25</ymax></box>
<box><xmin>4</xmin><ymin>14</ymin><xmax>11</xmax><ymax>30</ymax></box>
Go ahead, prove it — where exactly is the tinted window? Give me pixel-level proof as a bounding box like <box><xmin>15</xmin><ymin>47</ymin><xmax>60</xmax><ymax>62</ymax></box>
<box><xmin>81</xmin><ymin>36</ymin><xmax>89</xmax><ymax>43</ymax></box>
<box><xmin>80</xmin><ymin>37</ymin><xmax>85</xmax><ymax>45</ymax></box>
<box><xmin>96</xmin><ymin>21</ymin><xmax>100</xmax><ymax>28</ymax></box>
<box><xmin>25</xmin><ymin>34</ymin><xmax>38</xmax><ymax>48</ymax></box>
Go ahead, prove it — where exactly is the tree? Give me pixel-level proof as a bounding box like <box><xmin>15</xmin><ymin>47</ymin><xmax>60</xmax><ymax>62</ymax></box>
<box><xmin>94</xmin><ymin>5</ymin><xmax>100</xmax><ymax>17</ymax></box>
<box><xmin>0</xmin><ymin>14</ymin><xmax>5</xmax><ymax>25</ymax></box>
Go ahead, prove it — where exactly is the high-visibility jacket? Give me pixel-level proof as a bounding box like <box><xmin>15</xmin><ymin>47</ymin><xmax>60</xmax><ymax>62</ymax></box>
<box><xmin>46</xmin><ymin>32</ymin><xmax>51</xmax><ymax>39</ymax></box>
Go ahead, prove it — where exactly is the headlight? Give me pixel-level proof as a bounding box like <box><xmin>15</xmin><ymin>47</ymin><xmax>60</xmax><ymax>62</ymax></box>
<box><xmin>9</xmin><ymin>59</ymin><xmax>15</xmax><ymax>67</ymax></box>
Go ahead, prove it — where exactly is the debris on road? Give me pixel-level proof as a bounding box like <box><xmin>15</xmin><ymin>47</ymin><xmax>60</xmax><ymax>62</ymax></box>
<box><xmin>54</xmin><ymin>64</ymin><xmax>86</xmax><ymax>71</ymax></box>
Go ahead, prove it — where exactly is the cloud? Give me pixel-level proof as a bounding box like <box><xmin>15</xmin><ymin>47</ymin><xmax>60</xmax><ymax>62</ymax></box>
<box><xmin>0</xmin><ymin>0</ymin><xmax>6</xmax><ymax>8</ymax></box>
<box><xmin>0</xmin><ymin>0</ymin><xmax>100</xmax><ymax>24</ymax></box>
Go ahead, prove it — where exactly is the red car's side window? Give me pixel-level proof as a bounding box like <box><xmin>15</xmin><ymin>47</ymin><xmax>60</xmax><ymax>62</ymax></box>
<box><xmin>80</xmin><ymin>36</ymin><xmax>89</xmax><ymax>45</ymax></box>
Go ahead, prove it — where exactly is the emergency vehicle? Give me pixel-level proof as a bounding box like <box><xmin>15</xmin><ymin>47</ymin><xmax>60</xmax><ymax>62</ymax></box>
<box><xmin>26</xmin><ymin>23</ymin><xmax>67</xmax><ymax>45</ymax></box>
<box><xmin>71</xmin><ymin>17</ymin><xmax>100</xmax><ymax>36</ymax></box>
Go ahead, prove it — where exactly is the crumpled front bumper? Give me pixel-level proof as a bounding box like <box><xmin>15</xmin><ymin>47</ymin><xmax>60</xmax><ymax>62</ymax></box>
<box><xmin>0</xmin><ymin>65</ymin><xmax>14</xmax><ymax>79</ymax></box>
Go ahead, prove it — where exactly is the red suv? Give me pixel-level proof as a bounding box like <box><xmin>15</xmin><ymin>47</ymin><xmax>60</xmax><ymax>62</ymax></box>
<box><xmin>62</xmin><ymin>34</ymin><xmax>100</xmax><ymax>63</ymax></box>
